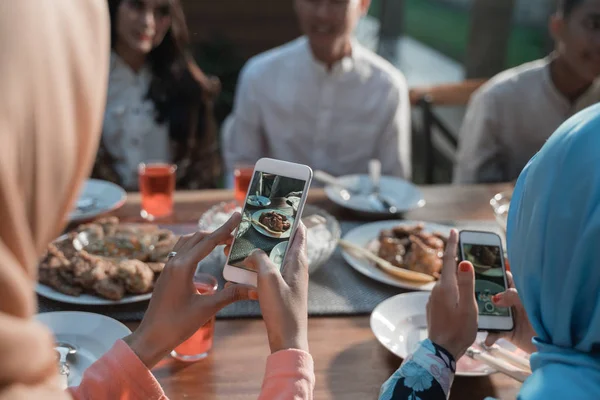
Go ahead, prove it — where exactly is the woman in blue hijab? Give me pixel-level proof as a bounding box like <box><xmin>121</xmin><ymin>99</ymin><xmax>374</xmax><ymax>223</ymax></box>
<box><xmin>379</xmin><ymin>103</ymin><xmax>600</xmax><ymax>399</ymax></box>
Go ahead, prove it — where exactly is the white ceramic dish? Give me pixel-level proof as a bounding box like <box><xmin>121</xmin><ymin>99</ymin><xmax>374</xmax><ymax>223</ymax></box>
<box><xmin>69</xmin><ymin>179</ymin><xmax>127</xmax><ymax>223</ymax></box>
<box><xmin>370</xmin><ymin>292</ymin><xmax>523</xmax><ymax>377</ymax></box>
<box><xmin>324</xmin><ymin>174</ymin><xmax>425</xmax><ymax>215</ymax></box>
<box><xmin>36</xmin><ymin>311</ymin><xmax>131</xmax><ymax>386</ymax></box>
<box><xmin>269</xmin><ymin>241</ymin><xmax>289</xmax><ymax>266</ymax></box>
<box><xmin>36</xmin><ymin>283</ymin><xmax>152</xmax><ymax>305</ymax></box>
<box><xmin>251</xmin><ymin>209</ymin><xmax>295</xmax><ymax>239</ymax></box>
<box><xmin>341</xmin><ymin>220</ymin><xmax>451</xmax><ymax>291</ymax></box>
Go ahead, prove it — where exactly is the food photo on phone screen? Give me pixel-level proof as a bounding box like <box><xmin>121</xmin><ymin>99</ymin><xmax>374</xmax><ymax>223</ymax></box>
<box><xmin>227</xmin><ymin>171</ymin><xmax>306</xmax><ymax>270</ymax></box>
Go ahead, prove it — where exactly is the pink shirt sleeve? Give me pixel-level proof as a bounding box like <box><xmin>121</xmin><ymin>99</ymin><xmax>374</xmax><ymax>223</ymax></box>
<box><xmin>259</xmin><ymin>349</ymin><xmax>315</xmax><ymax>400</ymax></box>
<box><xmin>67</xmin><ymin>339</ymin><xmax>167</xmax><ymax>400</ymax></box>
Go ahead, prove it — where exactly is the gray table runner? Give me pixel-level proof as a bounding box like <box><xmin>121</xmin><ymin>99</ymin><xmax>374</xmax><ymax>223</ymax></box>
<box><xmin>38</xmin><ymin>220</ymin><xmax>504</xmax><ymax>321</ymax></box>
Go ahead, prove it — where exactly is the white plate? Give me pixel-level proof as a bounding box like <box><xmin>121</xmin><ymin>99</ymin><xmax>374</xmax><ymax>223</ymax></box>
<box><xmin>342</xmin><ymin>220</ymin><xmax>451</xmax><ymax>291</ymax></box>
<box><xmin>36</xmin><ymin>311</ymin><xmax>131</xmax><ymax>386</ymax></box>
<box><xmin>370</xmin><ymin>292</ymin><xmax>522</xmax><ymax>377</ymax></box>
<box><xmin>251</xmin><ymin>209</ymin><xmax>295</xmax><ymax>239</ymax></box>
<box><xmin>269</xmin><ymin>241</ymin><xmax>289</xmax><ymax>266</ymax></box>
<box><xmin>36</xmin><ymin>233</ymin><xmax>153</xmax><ymax>305</ymax></box>
<box><xmin>69</xmin><ymin>179</ymin><xmax>127</xmax><ymax>223</ymax></box>
<box><xmin>36</xmin><ymin>283</ymin><xmax>152</xmax><ymax>305</ymax></box>
<box><xmin>324</xmin><ymin>175</ymin><xmax>425</xmax><ymax>215</ymax></box>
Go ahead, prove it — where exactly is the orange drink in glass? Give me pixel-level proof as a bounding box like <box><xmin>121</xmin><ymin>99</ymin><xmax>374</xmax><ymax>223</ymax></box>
<box><xmin>138</xmin><ymin>163</ymin><xmax>176</xmax><ymax>220</ymax></box>
<box><xmin>171</xmin><ymin>274</ymin><xmax>218</xmax><ymax>362</ymax></box>
<box><xmin>234</xmin><ymin>165</ymin><xmax>254</xmax><ymax>205</ymax></box>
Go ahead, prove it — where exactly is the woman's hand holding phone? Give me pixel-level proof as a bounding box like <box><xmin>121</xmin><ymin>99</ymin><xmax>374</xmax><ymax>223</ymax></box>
<box><xmin>427</xmin><ymin>230</ymin><xmax>479</xmax><ymax>361</ymax></box>
<box><xmin>125</xmin><ymin>214</ymin><xmax>258</xmax><ymax>369</ymax></box>
<box><xmin>242</xmin><ymin>224</ymin><xmax>309</xmax><ymax>354</ymax></box>
<box><xmin>485</xmin><ymin>271</ymin><xmax>537</xmax><ymax>354</ymax></box>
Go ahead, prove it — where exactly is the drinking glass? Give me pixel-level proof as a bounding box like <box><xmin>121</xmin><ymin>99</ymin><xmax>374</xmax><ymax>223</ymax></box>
<box><xmin>233</xmin><ymin>165</ymin><xmax>254</xmax><ymax>205</ymax></box>
<box><xmin>138</xmin><ymin>162</ymin><xmax>176</xmax><ymax>220</ymax></box>
<box><xmin>171</xmin><ymin>274</ymin><xmax>218</xmax><ymax>362</ymax></box>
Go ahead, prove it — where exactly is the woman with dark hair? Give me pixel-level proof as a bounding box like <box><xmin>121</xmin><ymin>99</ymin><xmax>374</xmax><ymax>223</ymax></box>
<box><xmin>94</xmin><ymin>0</ymin><xmax>222</xmax><ymax>190</ymax></box>
<box><xmin>0</xmin><ymin>1</ymin><xmax>315</xmax><ymax>398</ymax></box>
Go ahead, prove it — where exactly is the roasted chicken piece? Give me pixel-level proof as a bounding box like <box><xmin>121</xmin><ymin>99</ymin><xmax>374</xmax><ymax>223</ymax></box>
<box><xmin>76</xmin><ymin>223</ymin><xmax>105</xmax><ymax>241</ymax></box>
<box><xmin>39</xmin><ymin>268</ymin><xmax>83</xmax><ymax>297</ymax></box>
<box><xmin>405</xmin><ymin>235</ymin><xmax>444</xmax><ymax>277</ymax></box>
<box><xmin>84</xmin><ymin>235</ymin><xmax>150</xmax><ymax>261</ymax></box>
<box><xmin>149</xmin><ymin>230</ymin><xmax>178</xmax><ymax>262</ymax></box>
<box><xmin>93</xmin><ymin>278</ymin><xmax>126</xmax><ymax>300</ymax></box>
<box><xmin>376</xmin><ymin>224</ymin><xmax>448</xmax><ymax>279</ymax></box>
<box><xmin>391</xmin><ymin>223</ymin><xmax>425</xmax><ymax>238</ymax></box>
<box><xmin>147</xmin><ymin>262</ymin><xmax>166</xmax><ymax>274</ymax></box>
<box><xmin>117</xmin><ymin>260</ymin><xmax>154</xmax><ymax>294</ymax></box>
<box><xmin>378</xmin><ymin>237</ymin><xmax>407</xmax><ymax>268</ymax></box>
<box><xmin>72</xmin><ymin>251</ymin><xmax>118</xmax><ymax>290</ymax></box>
<box><xmin>259</xmin><ymin>211</ymin><xmax>291</xmax><ymax>232</ymax></box>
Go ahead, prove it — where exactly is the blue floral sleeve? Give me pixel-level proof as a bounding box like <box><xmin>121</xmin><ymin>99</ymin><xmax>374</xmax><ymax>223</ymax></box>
<box><xmin>379</xmin><ymin>339</ymin><xmax>456</xmax><ymax>400</ymax></box>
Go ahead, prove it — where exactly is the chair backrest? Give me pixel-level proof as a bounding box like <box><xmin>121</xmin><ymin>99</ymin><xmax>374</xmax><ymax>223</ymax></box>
<box><xmin>410</xmin><ymin>79</ymin><xmax>487</xmax><ymax>184</ymax></box>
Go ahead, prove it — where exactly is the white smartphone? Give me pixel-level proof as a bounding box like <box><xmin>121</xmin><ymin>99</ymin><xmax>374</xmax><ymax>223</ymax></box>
<box><xmin>459</xmin><ymin>230</ymin><xmax>514</xmax><ymax>332</ymax></box>
<box><xmin>223</xmin><ymin>158</ymin><xmax>313</xmax><ymax>286</ymax></box>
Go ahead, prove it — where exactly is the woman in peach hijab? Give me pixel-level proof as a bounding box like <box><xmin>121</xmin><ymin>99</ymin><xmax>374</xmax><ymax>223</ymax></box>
<box><xmin>0</xmin><ymin>0</ymin><xmax>314</xmax><ymax>398</ymax></box>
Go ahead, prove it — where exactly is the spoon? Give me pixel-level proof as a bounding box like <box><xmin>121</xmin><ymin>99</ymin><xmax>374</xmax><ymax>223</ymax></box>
<box><xmin>75</xmin><ymin>197</ymin><xmax>96</xmax><ymax>211</ymax></box>
<box><xmin>368</xmin><ymin>160</ymin><xmax>399</xmax><ymax>214</ymax></box>
<box><xmin>55</xmin><ymin>341</ymin><xmax>78</xmax><ymax>389</ymax></box>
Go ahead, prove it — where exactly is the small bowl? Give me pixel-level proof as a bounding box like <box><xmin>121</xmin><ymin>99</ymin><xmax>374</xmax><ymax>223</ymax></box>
<box><xmin>490</xmin><ymin>191</ymin><xmax>512</xmax><ymax>232</ymax></box>
<box><xmin>247</xmin><ymin>195</ymin><xmax>271</xmax><ymax>208</ymax></box>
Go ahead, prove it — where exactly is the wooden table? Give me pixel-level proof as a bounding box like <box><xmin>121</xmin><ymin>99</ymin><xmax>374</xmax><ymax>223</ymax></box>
<box><xmin>116</xmin><ymin>184</ymin><xmax>519</xmax><ymax>400</ymax></box>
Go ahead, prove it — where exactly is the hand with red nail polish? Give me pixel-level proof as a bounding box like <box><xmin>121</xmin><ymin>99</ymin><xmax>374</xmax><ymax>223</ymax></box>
<box><xmin>484</xmin><ymin>271</ymin><xmax>536</xmax><ymax>354</ymax></box>
<box><xmin>426</xmin><ymin>230</ymin><xmax>479</xmax><ymax>361</ymax></box>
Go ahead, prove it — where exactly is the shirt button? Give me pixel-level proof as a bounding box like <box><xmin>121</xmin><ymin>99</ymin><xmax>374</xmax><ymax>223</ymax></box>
<box><xmin>132</xmin><ymin>138</ymin><xmax>140</xmax><ymax>147</ymax></box>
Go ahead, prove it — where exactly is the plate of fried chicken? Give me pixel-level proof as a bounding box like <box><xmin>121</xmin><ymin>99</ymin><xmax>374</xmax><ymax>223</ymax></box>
<box><xmin>341</xmin><ymin>221</ymin><xmax>451</xmax><ymax>290</ymax></box>
<box><xmin>36</xmin><ymin>217</ymin><xmax>179</xmax><ymax>305</ymax></box>
<box><xmin>251</xmin><ymin>209</ymin><xmax>295</xmax><ymax>239</ymax></box>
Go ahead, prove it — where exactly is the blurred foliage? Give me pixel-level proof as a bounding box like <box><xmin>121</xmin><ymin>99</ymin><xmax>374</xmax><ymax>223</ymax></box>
<box><xmin>369</xmin><ymin>0</ymin><xmax>546</xmax><ymax>68</ymax></box>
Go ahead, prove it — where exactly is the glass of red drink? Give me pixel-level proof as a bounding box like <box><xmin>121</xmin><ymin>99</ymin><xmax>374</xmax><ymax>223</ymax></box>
<box><xmin>234</xmin><ymin>165</ymin><xmax>254</xmax><ymax>205</ymax></box>
<box><xmin>171</xmin><ymin>273</ymin><xmax>218</xmax><ymax>362</ymax></box>
<box><xmin>138</xmin><ymin>162</ymin><xmax>177</xmax><ymax>221</ymax></box>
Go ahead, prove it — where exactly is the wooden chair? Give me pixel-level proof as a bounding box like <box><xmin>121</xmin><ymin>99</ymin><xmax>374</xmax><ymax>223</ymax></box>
<box><xmin>409</xmin><ymin>79</ymin><xmax>487</xmax><ymax>184</ymax></box>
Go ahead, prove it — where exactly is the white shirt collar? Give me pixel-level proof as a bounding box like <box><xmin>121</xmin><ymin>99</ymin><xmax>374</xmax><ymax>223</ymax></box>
<box><xmin>302</xmin><ymin>36</ymin><xmax>359</xmax><ymax>76</ymax></box>
<box><xmin>110</xmin><ymin>50</ymin><xmax>152</xmax><ymax>82</ymax></box>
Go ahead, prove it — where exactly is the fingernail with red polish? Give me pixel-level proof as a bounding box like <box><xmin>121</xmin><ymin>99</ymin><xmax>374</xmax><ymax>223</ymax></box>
<box><xmin>492</xmin><ymin>294</ymin><xmax>501</xmax><ymax>303</ymax></box>
<box><xmin>249</xmin><ymin>290</ymin><xmax>259</xmax><ymax>301</ymax></box>
<box><xmin>459</xmin><ymin>263</ymin><xmax>470</xmax><ymax>272</ymax></box>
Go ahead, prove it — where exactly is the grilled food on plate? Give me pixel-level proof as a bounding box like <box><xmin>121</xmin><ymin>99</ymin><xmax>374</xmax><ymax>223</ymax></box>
<box><xmin>38</xmin><ymin>217</ymin><xmax>178</xmax><ymax>300</ymax></box>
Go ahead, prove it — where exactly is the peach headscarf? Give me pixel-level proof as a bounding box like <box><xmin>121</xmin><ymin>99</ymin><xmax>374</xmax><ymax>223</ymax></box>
<box><xmin>0</xmin><ymin>0</ymin><xmax>109</xmax><ymax>396</ymax></box>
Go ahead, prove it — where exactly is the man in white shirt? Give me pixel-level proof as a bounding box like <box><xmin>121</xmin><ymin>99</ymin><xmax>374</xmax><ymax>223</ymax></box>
<box><xmin>224</xmin><ymin>0</ymin><xmax>411</xmax><ymax>181</ymax></box>
<box><xmin>454</xmin><ymin>0</ymin><xmax>600</xmax><ymax>184</ymax></box>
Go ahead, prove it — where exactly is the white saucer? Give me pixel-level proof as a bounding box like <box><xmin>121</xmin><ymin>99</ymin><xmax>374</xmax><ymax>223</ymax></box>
<box><xmin>370</xmin><ymin>292</ymin><xmax>521</xmax><ymax>377</ymax></box>
<box><xmin>36</xmin><ymin>312</ymin><xmax>131</xmax><ymax>386</ymax></box>
<box><xmin>324</xmin><ymin>174</ymin><xmax>425</xmax><ymax>215</ymax></box>
<box><xmin>36</xmin><ymin>283</ymin><xmax>152</xmax><ymax>305</ymax></box>
<box><xmin>69</xmin><ymin>179</ymin><xmax>127</xmax><ymax>223</ymax></box>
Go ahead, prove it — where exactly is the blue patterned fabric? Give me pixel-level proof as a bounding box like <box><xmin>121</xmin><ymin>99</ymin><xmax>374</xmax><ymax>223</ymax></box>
<box><xmin>379</xmin><ymin>339</ymin><xmax>455</xmax><ymax>400</ymax></box>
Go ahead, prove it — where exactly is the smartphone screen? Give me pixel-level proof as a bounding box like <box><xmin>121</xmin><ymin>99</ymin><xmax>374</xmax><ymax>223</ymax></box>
<box><xmin>462</xmin><ymin>244</ymin><xmax>509</xmax><ymax>317</ymax></box>
<box><xmin>228</xmin><ymin>171</ymin><xmax>307</xmax><ymax>270</ymax></box>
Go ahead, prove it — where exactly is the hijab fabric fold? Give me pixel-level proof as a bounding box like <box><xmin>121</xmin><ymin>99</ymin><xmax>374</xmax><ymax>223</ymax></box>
<box><xmin>508</xmin><ymin>104</ymin><xmax>600</xmax><ymax>399</ymax></box>
<box><xmin>0</xmin><ymin>0</ymin><xmax>109</xmax><ymax>395</ymax></box>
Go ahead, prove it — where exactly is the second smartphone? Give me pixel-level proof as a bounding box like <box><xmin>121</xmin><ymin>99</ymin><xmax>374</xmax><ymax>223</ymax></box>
<box><xmin>223</xmin><ymin>158</ymin><xmax>313</xmax><ymax>287</ymax></box>
<box><xmin>459</xmin><ymin>230</ymin><xmax>514</xmax><ymax>332</ymax></box>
